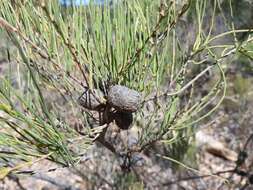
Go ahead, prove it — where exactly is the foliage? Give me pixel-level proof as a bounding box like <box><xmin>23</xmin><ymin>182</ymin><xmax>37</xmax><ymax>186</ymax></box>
<box><xmin>0</xmin><ymin>0</ymin><xmax>252</xmax><ymax>179</ymax></box>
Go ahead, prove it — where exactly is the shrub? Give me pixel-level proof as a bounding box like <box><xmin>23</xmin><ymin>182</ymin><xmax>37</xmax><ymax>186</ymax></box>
<box><xmin>0</xmin><ymin>0</ymin><xmax>252</xmax><ymax>179</ymax></box>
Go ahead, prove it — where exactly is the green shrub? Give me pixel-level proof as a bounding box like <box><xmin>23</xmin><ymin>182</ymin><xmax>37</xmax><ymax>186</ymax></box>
<box><xmin>0</xmin><ymin>0</ymin><xmax>252</xmax><ymax>178</ymax></box>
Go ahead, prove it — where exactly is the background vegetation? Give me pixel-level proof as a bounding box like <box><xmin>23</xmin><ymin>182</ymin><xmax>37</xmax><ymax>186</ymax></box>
<box><xmin>0</xmin><ymin>0</ymin><xmax>252</xmax><ymax>189</ymax></box>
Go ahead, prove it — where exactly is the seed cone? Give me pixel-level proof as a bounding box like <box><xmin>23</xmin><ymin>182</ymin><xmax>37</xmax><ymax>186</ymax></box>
<box><xmin>107</xmin><ymin>85</ymin><xmax>141</xmax><ymax>112</ymax></box>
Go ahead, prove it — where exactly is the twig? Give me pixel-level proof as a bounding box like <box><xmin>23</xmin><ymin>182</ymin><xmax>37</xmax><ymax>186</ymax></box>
<box><xmin>217</xmin><ymin>132</ymin><xmax>253</xmax><ymax>189</ymax></box>
<box><xmin>32</xmin><ymin>173</ymin><xmax>80</xmax><ymax>190</ymax></box>
<box><xmin>0</xmin><ymin>17</ymin><xmax>83</xmax><ymax>87</ymax></box>
<box><xmin>40</xmin><ymin>2</ymin><xmax>89</xmax><ymax>88</ymax></box>
<box><xmin>161</xmin><ymin>169</ymin><xmax>234</xmax><ymax>186</ymax></box>
<box><xmin>120</xmin><ymin>0</ymin><xmax>191</xmax><ymax>74</ymax></box>
<box><xmin>143</xmin><ymin>64</ymin><xmax>214</xmax><ymax>103</ymax></box>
